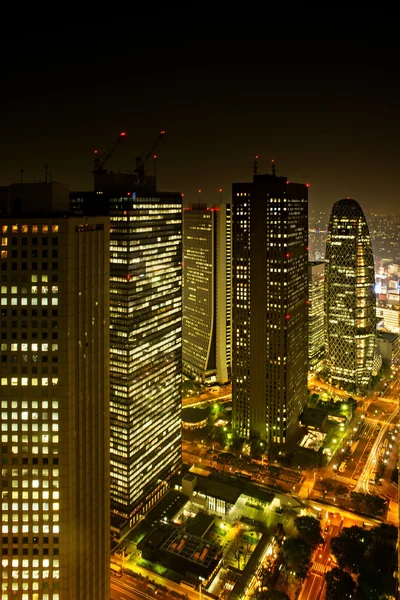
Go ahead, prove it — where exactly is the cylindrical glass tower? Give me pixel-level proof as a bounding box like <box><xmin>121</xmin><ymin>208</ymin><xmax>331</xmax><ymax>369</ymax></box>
<box><xmin>325</xmin><ymin>198</ymin><xmax>375</xmax><ymax>392</ymax></box>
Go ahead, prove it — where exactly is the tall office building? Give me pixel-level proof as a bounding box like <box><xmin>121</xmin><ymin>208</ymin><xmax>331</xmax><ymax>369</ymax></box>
<box><xmin>232</xmin><ymin>171</ymin><xmax>308</xmax><ymax>444</ymax></box>
<box><xmin>0</xmin><ymin>183</ymin><xmax>110</xmax><ymax>599</ymax></box>
<box><xmin>107</xmin><ymin>188</ymin><xmax>182</xmax><ymax>527</ymax></box>
<box><xmin>308</xmin><ymin>261</ymin><xmax>325</xmax><ymax>369</ymax></box>
<box><xmin>325</xmin><ymin>198</ymin><xmax>375</xmax><ymax>391</ymax></box>
<box><xmin>182</xmin><ymin>203</ymin><xmax>231</xmax><ymax>384</ymax></box>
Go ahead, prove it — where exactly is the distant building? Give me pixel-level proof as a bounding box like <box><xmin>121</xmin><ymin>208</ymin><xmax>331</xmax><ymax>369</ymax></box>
<box><xmin>308</xmin><ymin>261</ymin><xmax>325</xmax><ymax>369</ymax></box>
<box><xmin>325</xmin><ymin>199</ymin><xmax>376</xmax><ymax>392</ymax></box>
<box><xmin>0</xmin><ymin>183</ymin><xmax>110</xmax><ymax>599</ymax></box>
<box><xmin>376</xmin><ymin>331</ymin><xmax>399</xmax><ymax>367</ymax></box>
<box><xmin>182</xmin><ymin>203</ymin><xmax>231</xmax><ymax>384</ymax></box>
<box><xmin>232</xmin><ymin>171</ymin><xmax>308</xmax><ymax>444</ymax></box>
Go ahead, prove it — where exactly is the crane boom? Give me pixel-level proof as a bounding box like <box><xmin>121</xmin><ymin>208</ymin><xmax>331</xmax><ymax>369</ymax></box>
<box><xmin>135</xmin><ymin>130</ymin><xmax>166</xmax><ymax>184</ymax></box>
<box><xmin>93</xmin><ymin>132</ymin><xmax>127</xmax><ymax>174</ymax></box>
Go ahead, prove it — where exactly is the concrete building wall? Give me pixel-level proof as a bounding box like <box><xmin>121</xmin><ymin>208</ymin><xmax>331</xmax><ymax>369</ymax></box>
<box><xmin>0</xmin><ymin>214</ymin><xmax>110</xmax><ymax>599</ymax></box>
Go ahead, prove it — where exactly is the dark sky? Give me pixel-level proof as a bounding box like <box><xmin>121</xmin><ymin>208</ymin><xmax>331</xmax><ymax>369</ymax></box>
<box><xmin>1</xmin><ymin>24</ymin><xmax>399</xmax><ymax>212</ymax></box>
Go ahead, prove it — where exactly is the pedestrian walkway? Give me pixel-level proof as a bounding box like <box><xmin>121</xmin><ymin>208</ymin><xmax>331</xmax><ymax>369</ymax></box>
<box><xmin>312</xmin><ymin>562</ymin><xmax>327</xmax><ymax>574</ymax></box>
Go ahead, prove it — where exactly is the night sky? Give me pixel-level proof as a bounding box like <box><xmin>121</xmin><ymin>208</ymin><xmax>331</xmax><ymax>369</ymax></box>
<box><xmin>1</xmin><ymin>25</ymin><xmax>399</xmax><ymax>212</ymax></box>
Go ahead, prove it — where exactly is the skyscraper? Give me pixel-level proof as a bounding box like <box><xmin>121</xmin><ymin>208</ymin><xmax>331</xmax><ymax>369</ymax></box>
<box><xmin>182</xmin><ymin>203</ymin><xmax>231</xmax><ymax>384</ymax></box>
<box><xmin>0</xmin><ymin>183</ymin><xmax>110</xmax><ymax>599</ymax></box>
<box><xmin>107</xmin><ymin>189</ymin><xmax>182</xmax><ymax>527</ymax></box>
<box><xmin>325</xmin><ymin>198</ymin><xmax>375</xmax><ymax>391</ymax></box>
<box><xmin>308</xmin><ymin>261</ymin><xmax>325</xmax><ymax>369</ymax></box>
<box><xmin>232</xmin><ymin>171</ymin><xmax>308</xmax><ymax>444</ymax></box>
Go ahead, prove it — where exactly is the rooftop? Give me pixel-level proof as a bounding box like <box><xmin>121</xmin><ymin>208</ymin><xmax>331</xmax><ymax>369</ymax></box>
<box><xmin>196</xmin><ymin>474</ymin><xmax>241</xmax><ymax>505</ymax></box>
<box><xmin>182</xmin><ymin>407</ymin><xmax>208</xmax><ymax>423</ymax></box>
<box><xmin>138</xmin><ymin>521</ymin><xmax>223</xmax><ymax>570</ymax></box>
<box><xmin>377</xmin><ymin>331</ymin><xmax>398</xmax><ymax>343</ymax></box>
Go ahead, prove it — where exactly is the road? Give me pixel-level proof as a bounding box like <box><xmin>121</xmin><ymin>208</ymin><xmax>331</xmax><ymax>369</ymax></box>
<box><xmin>110</xmin><ymin>573</ymin><xmax>156</xmax><ymax>600</ymax></box>
<box><xmin>111</xmin><ymin>572</ymin><xmax>199</xmax><ymax>600</ymax></box>
<box><xmin>182</xmin><ymin>385</ymin><xmax>232</xmax><ymax>408</ymax></box>
<box><xmin>355</xmin><ymin>405</ymin><xmax>399</xmax><ymax>493</ymax></box>
<box><xmin>298</xmin><ymin>512</ymin><xmax>346</xmax><ymax>600</ymax></box>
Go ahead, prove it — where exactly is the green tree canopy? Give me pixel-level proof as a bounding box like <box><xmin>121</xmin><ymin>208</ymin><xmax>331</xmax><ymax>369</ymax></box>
<box><xmin>294</xmin><ymin>516</ymin><xmax>323</xmax><ymax>548</ymax></box>
<box><xmin>258</xmin><ymin>591</ymin><xmax>290</xmax><ymax>600</ymax></box>
<box><xmin>325</xmin><ymin>567</ymin><xmax>356</xmax><ymax>600</ymax></box>
<box><xmin>282</xmin><ymin>537</ymin><xmax>311</xmax><ymax>579</ymax></box>
<box><xmin>330</xmin><ymin>526</ymin><xmax>370</xmax><ymax>573</ymax></box>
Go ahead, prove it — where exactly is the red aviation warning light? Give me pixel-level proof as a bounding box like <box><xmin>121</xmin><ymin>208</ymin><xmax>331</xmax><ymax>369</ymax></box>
<box><xmin>306</xmin><ymin>183</ymin><xmax>310</xmax><ymax>188</ymax></box>
<box><xmin>120</xmin><ymin>131</ymin><xmax>127</xmax><ymax>137</ymax></box>
<box><xmin>286</xmin><ymin>253</ymin><xmax>290</xmax><ymax>258</ymax></box>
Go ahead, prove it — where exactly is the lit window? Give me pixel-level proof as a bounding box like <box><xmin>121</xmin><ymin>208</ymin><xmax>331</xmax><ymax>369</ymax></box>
<box><xmin>52</xmin><ymin>225</ymin><xmax>59</xmax><ymax>232</ymax></box>
<box><xmin>42</xmin><ymin>225</ymin><xmax>48</xmax><ymax>233</ymax></box>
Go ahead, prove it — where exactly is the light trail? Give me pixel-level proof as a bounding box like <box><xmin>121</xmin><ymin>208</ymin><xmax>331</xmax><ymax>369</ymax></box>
<box><xmin>355</xmin><ymin>405</ymin><xmax>399</xmax><ymax>494</ymax></box>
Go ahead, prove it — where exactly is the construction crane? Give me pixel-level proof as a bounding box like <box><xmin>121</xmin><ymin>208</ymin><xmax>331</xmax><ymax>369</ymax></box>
<box><xmin>93</xmin><ymin>132</ymin><xmax>127</xmax><ymax>175</ymax></box>
<box><xmin>135</xmin><ymin>130</ymin><xmax>166</xmax><ymax>185</ymax></box>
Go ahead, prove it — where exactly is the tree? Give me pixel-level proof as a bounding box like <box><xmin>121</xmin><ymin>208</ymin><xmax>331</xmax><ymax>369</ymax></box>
<box><xmin>294</xmin><ymin>516</ymin><xmax>323</xmax><ymax>548</ymax></box>
<box><xmin>258</xmin><ymin>591</ymin><xmax>290</xmax><ymax>600</ymax></box>
<box><xmin>335</xmin><ymin>484</ymin><xmax>348</xmax><ymax>497</ymax></box>
<box><xmin>370</xmin><ymin>522</ymin><xmax>397</xmax><ymax>546</ymax></box>
<box><xmin>325</xmin><ymin>567</ymin><xmax>356</xmax><ymax>600</ymax></box>
<box><xmin>268</xmin><ymin>465</ymin><xmax>281</xmax><ymax>484</ymax></box>
<box><xmin>282</xmin><ymin>537</ymin><xmax>311</xmax><ymax>579</ymax></box>
<box><xmin>330</xmin><ymin>526</ymin><xmax>369</xmax><ymax>573</ymax></box>
<box><xmin>349</xmin><ymin>491</ymin><xmax>387</xmax><ymax>517</ymax></box>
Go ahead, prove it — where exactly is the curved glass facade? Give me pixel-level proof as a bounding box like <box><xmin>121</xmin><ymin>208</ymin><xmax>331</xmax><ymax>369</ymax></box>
<box><xmin>325</xmin><ymin>199</ymin><xmax>375</xmax><ymax>391</ymax></box>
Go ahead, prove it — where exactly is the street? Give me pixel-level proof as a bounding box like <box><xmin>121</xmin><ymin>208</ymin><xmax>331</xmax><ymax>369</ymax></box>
<box><xmin>298</xmin><ymin>510</ymin><xmax>365</xmax><ymax>600</ymax></box>
<box><xmin>110</xmin><ymin>571</ymin><xmax>199</xmax><ymax>600</ymax></box>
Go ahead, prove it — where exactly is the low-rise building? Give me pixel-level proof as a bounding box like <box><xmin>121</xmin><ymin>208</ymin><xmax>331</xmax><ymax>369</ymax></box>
<box><xmin>137</xmin><ymin>521</ymin><xmax>223</xmax><ymax>585</ymax></box>
<box><xmin>376</xmin><ymin>331</ymin><xmax>399</xmax><ymax>367</ymax></box>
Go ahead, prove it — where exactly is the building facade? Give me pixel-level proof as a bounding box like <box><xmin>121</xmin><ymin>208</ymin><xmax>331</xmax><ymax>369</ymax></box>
<box><xmin>308</xmin><ymin>261</ymin><xmax>325</xmax><ymax>369</ymax></box>
<box><xmin>232</xmin><ymin>173</ymin><xmax>308</xmax><ymax>444</ymax></box>
<box><xmin>108</xmin><ymin>191</ymin><xmax>182</xmax><ymax>526</ymax></box>
<box><xmin>376</xmin><ymin>331</ymin><xmax>399</xmax><ymax>367</ymax></box>
<box><xmin>376</xmin><ymin>304</ymin><xmax>400</xmax><ymax>333</ymax></box>
<box><xmin>0</xmin><ymin>184</ymin><xmax>110</xmax><ymax>599</ymax></box>
<box><xmin>182</xmin><ymin>204</ymin><xmax>231</xmax><ymax>384</ymax></box>
<box><xmin>325</xmin><ymin>198</ymin><xmax>376</xmax><ymax>391</ymax></box>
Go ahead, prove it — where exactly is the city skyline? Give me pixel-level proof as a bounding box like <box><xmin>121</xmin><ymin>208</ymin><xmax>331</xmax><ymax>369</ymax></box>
<box><xmin>1</xmin><ymin>24</ymin><xmax>399</xmax><ymax>600</ymax></box>
<box><xmin>0</xmin><ymin>26</ymin><xmax>399</xmax><ymax>212</ymax></box>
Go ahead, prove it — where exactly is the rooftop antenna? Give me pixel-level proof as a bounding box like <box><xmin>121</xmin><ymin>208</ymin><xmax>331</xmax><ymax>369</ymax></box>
<box><xmin>198</xmin><ymin>189</ymin><xmax>202</xmax><ymax>206</ymax></box>
<box><xmin>218</xmin><ymin>188</ymin><xmax>223</xmax><ymax>205</ymax></box>
<box><xmin>20</xmin><ymin>169</ymin><xmax>24</xmax><ymax>183</ymax></box>
<box><xmin>253</xmin><ymin>155</ymin><xmax>259</xmax><ymax>177</ymax></box>
<box><xmin>44</xmin><ymin>164</ymin><xmax>48</xmax><ymax>184</ymax></box>
<box><xmin>153</xmin><ymin>155</ymin><xmax>157</xmax><ymax>186</ymax></box>
<box><xmin>271</xmin><ymin>159</ymin><xmax>276</xmax><ymax>176</ymax></box>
